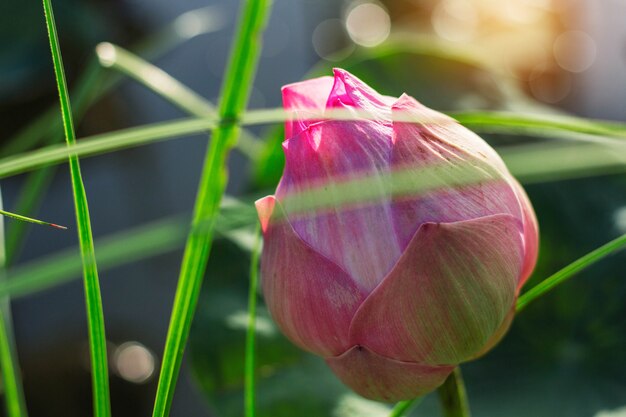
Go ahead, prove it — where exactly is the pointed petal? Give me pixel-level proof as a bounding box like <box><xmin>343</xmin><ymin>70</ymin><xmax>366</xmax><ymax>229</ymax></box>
<box><xmin>390</xmin><ymin>94</ymin><xmax>524</xmax><ymax>249</ymax></box>
<box><xmin>282</xmin><ymin>76</ymin><xmax>334</xmax><ymax>137</ymax></box>
<box><xmin>260</xmin><ymin>200</ymin><xmax>366</xmax><ymax>357</ymax></box>
<box><xmin>327</xmin><ymin>68</ymin><xmax>396</xmax><ymax>121</ymax></box>
<box><xmin>349</xmin><ymin>214</ymin><xmax>524</xmax><ymax>365</ymax></box>
<box><xmin>255</xmin><ymin>195</ymin><xmax>276</xmax><ymax>233</ymax></box>
<box><xmin>326</xmin><ymin>345</ymin><xmax>454</xmax><ymax>402</ymax></box>
<box><xmin>276</xmin><ymin>120</ymin><xmax>401</xmax><ymax>292</ymax></box>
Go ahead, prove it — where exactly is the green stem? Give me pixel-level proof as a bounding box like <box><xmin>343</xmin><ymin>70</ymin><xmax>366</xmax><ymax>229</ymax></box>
<box><xmin>516</xmin><ymin>233</ymin><xmax>626</xmax><ymax>312</ymax></box>
<box><xmin>437</xmin><ymin>368</ymin><xmax>471</xmax><ymax>417</ymax></box>
<box><xmin>42</xmin><ymin>1</ymin><xmax>110</xmax><ymax>416</ymax></box>
<box><xmin>245</xmin><ymin>225</ymin><xmax>261</xmax><ymax>417</ymax></box>
<box><xmin>151</xmin><ymin>1</ymin><xmax>271</xmax><ymax>416</ymax></box>
<box><xmin>388</xmin><ymin>397</ymin><xmax>423</xmax><ymax>417</ymax></box>
<box><xmin>0</xmin><ymin>192</ymin><xmax>28</xmax><ymax>417</ymax></box>
<box><xmin>0</xmin><ymin>314</ymin><xmax>25</xmax><ymax>417</ymax></box>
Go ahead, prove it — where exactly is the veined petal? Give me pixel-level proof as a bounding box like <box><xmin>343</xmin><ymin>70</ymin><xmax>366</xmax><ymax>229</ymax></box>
<box><xmin>276</xmin><ymin>120</ymin><xmax>401</xmax><ymax>292</ymax></box>
<box><xmin>258</xmin><ymin>197</ymin><xmax>366</xmax><ymax>357</ymax></box>
<box><xmin>469</xmin><ymin>305</ymin><xmax>516</xmax><ymax>360</ymax></box>
<box><xmin>282</xmin><ymin>76</ymin><xmax>334</xmax><ymax>138</ymax></box>
<box><xmin>348</xmin><ymin>214</ymin><xmax>524</xmax><ymax>365</ymax></box>
<box><xmin>327</xmin><ymin>68</ymin><xmax>396</xmax><ymax>121</ymax></box>
<box><xmin>326</xmin><ymin>345</ymin><xmax>454</xmax><ymax>402</ymax></box>
<box><xmin>390</xmin><ymin>94</ymin><xmax>524</xmax><ymax>249</ymax></box>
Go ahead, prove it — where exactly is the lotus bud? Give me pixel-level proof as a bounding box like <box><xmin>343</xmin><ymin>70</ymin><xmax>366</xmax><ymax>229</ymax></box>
<box><xmin>255</xmin><ymin>69</ymin><xmax>538</xmax><ymax>402</ymax></box>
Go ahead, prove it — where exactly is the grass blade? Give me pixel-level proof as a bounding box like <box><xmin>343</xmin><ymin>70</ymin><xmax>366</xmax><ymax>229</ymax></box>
<box><xmin>1</xmin><ymin>109</ymin><xmax>625</xmax><ymax>181</ymax></box>
<box><xmin>516</xmin><ymin>233</ymin><xmax>626</xmax><ymax>312</ymax></box>
<box><xmin>451</xmin><ymin>111</ymin><xmax>626</xmax><ymax>139</ymax></box>
<box><xmin>0</xmin><ymin>192</ymin><xmax>28</xmax><ymax>417</ymax></box>
<box><xmin>5</xmin><ymin>168</ymin><xmax>57</xmax><ymax>265</ymax></box>
<box><xmin>388</xmin><ymin>397</ymin><xmax>423</xmax><ymax>417</ymax></box>
<box><xmin>151</xmin><ymin>0</ymin><xmax>271</xmax><ymax>415</ymax></box>
<box><xmin>0</xmin><ymin>315</ymin><xmax>26</xmax><ymax>417</ymax></box>
<box><xmin>94</xmin><ymin>42</ymin><xmax>262</xmax><ymax>159</ymax></box>
<box><xmin>245</xmin><ymin>225</ymin><xmax>261</xmax><ymax>417</ymax></box>
<box><xmin>3</xmin><ymin>6</ymin><xmax>224</xmax><ymax>158</ymax></box>
<box><xmin>0</xmin><ymin>209</ymin><xmax>66</xmax><ymax>230</ymax></box>
<box><xmin>3</xmin><ymin>7</ymin><xmax>222</xmax><ymax>263</ymax></box>
<box><xmin>0</xmin><ymin>197</ymin><xmax>256</xmax><ymax>300</ymax></box>
<box><xmin>1</xmin><ymin>216</ymin><xmax>187</xmax><ymax>300</ymax></box>
<box><xmin>41</xmin><ymin>1</ymin><xmax>110</xmax><ymax>416</ymax></box>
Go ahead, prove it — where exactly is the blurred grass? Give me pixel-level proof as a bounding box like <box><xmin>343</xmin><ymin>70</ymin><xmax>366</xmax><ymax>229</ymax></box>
<box><xmin>5</xmin><ymin>7</ymin><xmax>225</xmax><ymax>265</ymax></box>
<box><xmin>0</xmin><ymin>109</ymin><xmax>624</xmax><ymax>181</ymax></box>
<box><xmin>245</xmin><ymin>225</ymin><xmax>261</xmax><ymax>417</ymax></box>
<box><xmin>95</xmin><ymin>42</ymin><xmax>262</xmax><ymax>159</ymax></box>
<box><xmin>42</xmin><ymin>0</ymin><xmax>110</xmax><ymax>415</ymax></box>
<box><xmin>0</xmin><ymin>196</ymin><xmax>256</xmax><ymax>300</ymax></box>
<box><xmin>0</xmin><ymin>193</ymin><xmax>28</xmax><ymax>416</ymax></box>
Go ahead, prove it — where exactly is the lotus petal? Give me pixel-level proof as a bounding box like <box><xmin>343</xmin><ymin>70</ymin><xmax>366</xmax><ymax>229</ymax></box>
<box><xmin>257</xmin><ymin>196</ymin><xmax>367</xmax><ymax>356</ymax></box>
<box><xmin>348</xmin><ymin>214</ymin><xmax>524</xmax><ymax>365</ymax></box>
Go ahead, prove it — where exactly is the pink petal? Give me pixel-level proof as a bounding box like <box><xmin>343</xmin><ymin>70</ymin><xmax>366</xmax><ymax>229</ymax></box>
<box><xmin>282</xmin><ymin>76</ymin><xmax>334</xmax><ymax>138</ymax></box>
<box><xmin>389</xmin><ymin>94</ymin><xmax>525</xmax><ymax>249</ymax></box>
<box><xmin>512</xmin><ymin>180</ymin><xmax>539</xmax><ymax>288</ymax></box>
<box><xmin>255</xmin><ymin>195</ymin><xmax>276</xmax><ymax>233</ymax></box>
<box><xmin>275</xmin><ymin>120</ymin><xmax>402</xmax><ymax>292</ymax></box>
<box><xmin>326</xmin><ymin>345</ymin><xmax>454</xmax><ymax>402</ymax></box>
<box><xmin>259</xmin><ymin>197</ymin><xmax>367</xmax><ymax>357</ymax></box>
<box><xmin>327</xmin><ymin>68</ymin><xmax>396</xmax><ymax>121</ymax></box>
<box><xmin>348</xmin><ymin>214</ymin><xmax>524</xmax><ymax>366</ymax></box>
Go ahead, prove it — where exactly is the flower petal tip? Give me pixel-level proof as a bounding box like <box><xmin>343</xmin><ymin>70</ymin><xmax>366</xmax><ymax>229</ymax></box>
<box><xmin>255</xmin><ymin>195</ymin><xmax>276</xmax><ymax>233</ymax></box>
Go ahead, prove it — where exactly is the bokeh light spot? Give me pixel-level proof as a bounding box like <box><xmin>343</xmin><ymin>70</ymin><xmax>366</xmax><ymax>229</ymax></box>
<box><xmin>614</xmin><ymin>207</ymin><xmax>626</xmax><ymax>233</ymax></box>
<box><xmin>345</xmin><ymin>2</ymin><xmax>391</xmax><ymax>48</ymax></box>
<box><xmin>312</xmin><ymin>19</ymin><xmax>355</xmax><ymax>61</ymax></box>
<box><xmin>553</xmin><ymin>30</ymin><xmax>597</xmax><ymax>73</ymax></box>
<box><xmin>114</xmin><ymin>342</ymin><xmax>155</xmax><ymax>384</ymax></box>
<box><xmin>432</xmin><ymin>0</ymin><xmax>478</xmax><ymax>43</ymax></box>
<box><xmin>528</xmin><ymin>65</ymin><xmax>572</xmax><ymax>103</ymax></box>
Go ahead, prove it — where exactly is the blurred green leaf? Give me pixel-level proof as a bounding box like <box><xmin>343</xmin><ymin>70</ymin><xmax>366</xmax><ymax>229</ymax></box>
<box><xmin>0</xmin><ymin>195</ymin><xmax>257</xmax><ymax>300</ymax></box>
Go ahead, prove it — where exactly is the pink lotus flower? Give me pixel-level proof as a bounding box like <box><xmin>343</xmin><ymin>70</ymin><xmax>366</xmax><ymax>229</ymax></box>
<box><xmin>256</xmin><ymin>69</ymin><xmax>539</xmax><ymax>402</ymax></box>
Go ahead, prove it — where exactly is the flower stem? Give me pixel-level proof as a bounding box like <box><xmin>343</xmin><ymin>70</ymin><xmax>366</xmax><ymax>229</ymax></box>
<box><xmin>244</xmin><ymin>224</ymin><xmax>261</xmax><ymax>417</ymax></box>
<box><xmin>388</xmin><ymin>397</ymin><xmax>423</xmax><ymax>417</ymax></box>
<box><xmin>437</xmin><ymin>367</ymin><xmax>471</xmax><ymax>417</ymax></box>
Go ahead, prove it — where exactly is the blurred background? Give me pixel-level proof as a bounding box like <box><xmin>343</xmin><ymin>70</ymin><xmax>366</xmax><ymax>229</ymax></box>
<box><xmin>0</xmin><ymin>0</ymin><xmax>625</xmax><ymax>416</ymax></box>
